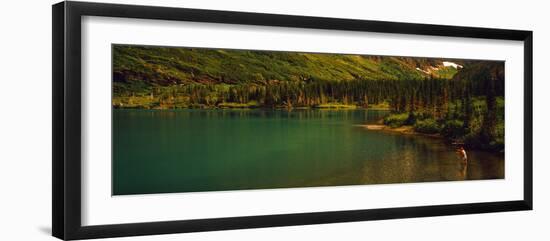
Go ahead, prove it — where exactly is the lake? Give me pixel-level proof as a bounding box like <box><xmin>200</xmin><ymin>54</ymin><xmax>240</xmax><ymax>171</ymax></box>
<box><xmin>113</xmin><ymin>109</ymin><xmax>504</xmax><ymax>195</ymax></box>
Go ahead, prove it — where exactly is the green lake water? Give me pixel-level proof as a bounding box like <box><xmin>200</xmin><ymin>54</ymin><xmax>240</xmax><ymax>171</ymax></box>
<box><xmin>113</xmin><ymin>109</ymin><xmax>504</xmax><ymax>195</ymax></box>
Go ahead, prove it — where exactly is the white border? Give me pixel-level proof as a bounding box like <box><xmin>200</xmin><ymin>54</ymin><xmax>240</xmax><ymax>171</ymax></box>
<box><xmin>82</xmin><ymin>16</ymin><xmax>524</xmax><ymax>226</ymax></box>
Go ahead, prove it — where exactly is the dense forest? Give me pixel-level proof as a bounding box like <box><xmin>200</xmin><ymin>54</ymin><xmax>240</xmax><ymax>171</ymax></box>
<box><xmin>112</xmin><ymin>45</ymin><xmax>504</xmax><ymax>151</ymax></box>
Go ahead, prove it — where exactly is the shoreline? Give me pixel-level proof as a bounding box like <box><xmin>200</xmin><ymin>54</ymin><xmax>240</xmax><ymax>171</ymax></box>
<box><xmin>357</xmin><ymin>124</ymin><xmax>441</xmax><ymax>138</ymax></box>
<box><xmin>112</xmin><ymin>106</ymin><xmax>392</xmax><ymax>111</ymax></box>
<box><xmin>358</xmin><ymin>124</ymin><xmax>504</xmax><ymax>154</ymax></box>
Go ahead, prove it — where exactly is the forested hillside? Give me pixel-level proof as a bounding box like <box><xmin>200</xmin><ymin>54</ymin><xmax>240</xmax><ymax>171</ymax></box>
<box><xmin>112</xmin><ymin>45</ymin><xmax>476</xmax><ymax>109</ymax></box>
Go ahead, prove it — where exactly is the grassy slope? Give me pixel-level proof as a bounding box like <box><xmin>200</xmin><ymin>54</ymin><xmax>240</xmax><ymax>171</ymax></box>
<box><xmin>113</xmin><ymin>45</ymin><xmax>460</xmax><ymax>91</ymax></box>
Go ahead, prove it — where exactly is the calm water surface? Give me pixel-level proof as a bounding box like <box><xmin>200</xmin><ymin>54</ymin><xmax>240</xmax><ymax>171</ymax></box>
<box><xmin>113</xmin><ymin>109</ymin><xmax>504</xmax><ymax>195</ymax></box>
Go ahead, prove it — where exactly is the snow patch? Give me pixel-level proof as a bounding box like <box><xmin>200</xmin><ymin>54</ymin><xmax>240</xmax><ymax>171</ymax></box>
<box><xmin>417</xmin><ymin>61</ymin><xmax>463</xmax><ymax>75</ymax></box>
<box><xmin>442</xmin><ymin>61</ymin><xmax>463</xmax><ymax>69</ymax></box>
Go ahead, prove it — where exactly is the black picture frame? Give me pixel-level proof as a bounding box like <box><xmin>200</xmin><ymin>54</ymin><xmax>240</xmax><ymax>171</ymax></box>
<box><xmin>52</xmin><ymin>1</ymin><xmax>533</xmax><ymax>240</ymax></box>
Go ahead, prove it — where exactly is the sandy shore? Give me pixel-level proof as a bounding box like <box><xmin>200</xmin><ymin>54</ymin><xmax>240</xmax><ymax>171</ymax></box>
<box><xmin>357</xmin><ymin>124</ymin><xmax>440</xmax><ymax>138</ymax></box>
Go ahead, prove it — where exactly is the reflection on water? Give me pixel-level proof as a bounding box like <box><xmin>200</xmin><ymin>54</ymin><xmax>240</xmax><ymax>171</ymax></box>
<box><xmin>113</xmin><ymin>109</ymin><xmax>504</xmax><ymax>195</ymax></box>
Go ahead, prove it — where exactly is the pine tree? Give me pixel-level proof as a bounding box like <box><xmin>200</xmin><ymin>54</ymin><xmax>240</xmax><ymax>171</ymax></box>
<box><xmin>462</xmin><ymin>90</ymin><xmax>473</xmax><ymax>131</ymax></box>
<box><xmin>480</xmin><ymin>70</ymin><xmax>497</xmax><ymax>145</ymax></box>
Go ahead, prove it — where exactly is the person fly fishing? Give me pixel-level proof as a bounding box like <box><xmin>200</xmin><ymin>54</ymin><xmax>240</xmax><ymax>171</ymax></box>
<box><xmin>457</xmin><ymin>146</ymin><xmax>467</xmax><ymax>163</ymax></box>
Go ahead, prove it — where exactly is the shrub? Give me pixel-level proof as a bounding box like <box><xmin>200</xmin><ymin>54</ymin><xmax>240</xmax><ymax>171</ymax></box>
<box><xmin>414</xmin><ymin>118</ymin><xmax>441</xmax><ymax>134</ymax></box>
<box><xmin>463</xmin><ymin>130</ymin><xmax>504</xmax><ymax>152</ymax></box>
<box><xmin>414</xmin><ymin>111</ymin><xmax>433</xmax><ymax>121</ymax></box>
<box><xmin>490</xmin><ymin>139</ymin><xmax>505</xmax><ymax>152</ymax></box>
<box><xmin>441</xmin><ymin>119</ymin><xmax>465</xmax><ymax>139</ymax></box>
<box><xmin>383</xmin><ymin>113</ymin><xmax>409</xmax><ymax>128</ymax></box>
<box><xmin>405</xmin><ymin>112</ymin><xmax>417</xmax><ymax>125</ymax></box>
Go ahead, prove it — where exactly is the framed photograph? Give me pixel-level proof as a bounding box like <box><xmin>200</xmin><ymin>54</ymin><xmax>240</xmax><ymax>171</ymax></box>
<box><xmin>52</xmin><ymin>1</ymin><xmax>533</xmax><ymax>240</ymax></box>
